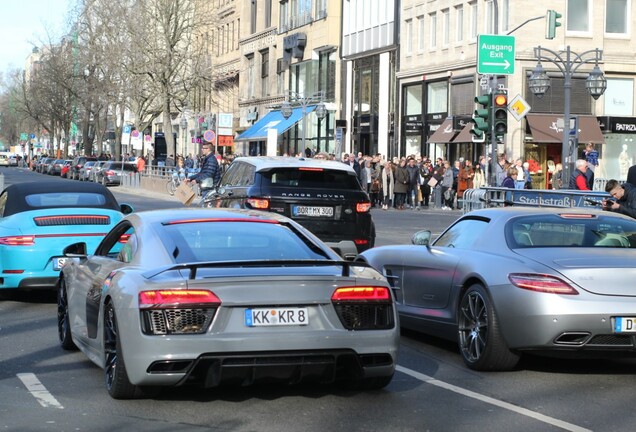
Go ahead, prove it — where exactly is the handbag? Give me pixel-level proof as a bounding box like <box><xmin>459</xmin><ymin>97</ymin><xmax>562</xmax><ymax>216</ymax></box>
<box><xmin>427</xmin><ymin>177</ymin><xmax>438</xmax><ymax>188</ymax></box>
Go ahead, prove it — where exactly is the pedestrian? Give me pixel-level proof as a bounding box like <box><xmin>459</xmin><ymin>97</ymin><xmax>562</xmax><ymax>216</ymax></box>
<box><xmin>604</xmin><ymin>179</ymin><xmax>636</xmax><ymax>219</ymax></box>
<box><xmin>394</xmin><ymin>159</ymin><xmax>409</xmax><ymax>210</ymax></box>
<box><xmin>186</xmin><ymin>144</ymin><xmax>221</xmax><ymax>195</ymax></box>
<box><xmin>569</xmin><ymin>159</ymin><xmax>591</xmax><ymax>190</ymax></box>
<box><xmin>473</xmin><ymin>162</ymin><xmax>486</xmax><ymax>188</ymax></box>
<box><xmin>136</xmin><ymin>155</ymin><xmax>146</xmax><ymax>173</ymax></box>
<box><xmin>381</xmin><ymin>161</ymin><xmax>394</xmax><ymax>210</ymax></box>
<box><xmin>583</xmin><ymin>143</ymin><xmax>599</xmax><ymax>173</ymax></box>
<box><xmin>441</xmin><ymin>161</ymin><xmax>454</xmax><ymax>210</ymax></box>
<box><xmin>552</xmin><ymin>163</ymin><xmax>563</xmax><ymax>189</ymax></box>
<box><xmin>359</xmin><ymin>159</ymin><xmax>373</xmax><ymax>194</ymax></box>
<box><xmin>457</xmin><ymin>160</ymin><xmax>474</xmax><ymax>199</ymax></box>
<box><xmin>419</xmin><ymin>160</ymin><xmax>433</xmax><ymax>207</ymax></box>
<box><xmin>406</xmin><ymin>157</ymin><xmax>420</xmax><ymax>209</ymax></box>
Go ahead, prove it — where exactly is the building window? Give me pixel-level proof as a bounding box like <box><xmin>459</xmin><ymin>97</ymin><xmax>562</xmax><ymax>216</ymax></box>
<box><xmin>405</xmin><ymin>19</ymin><xmax>413</xmax><ymax>55</ymax></box>
<box><xmin>261</xmin><ymin>49</ymin><xmax>269</xmax><ymax>97</ymax></box>
<box><xmin>469</xmin><ymin>2</ymin><xmax>478</xmax><ymax>41</ymax></box>
<box><xmin>455</xmin><ymin>5</ymin><xmax>464</xmax><ymax>43</ymax></box>
<box><xmin>427</xmin><ymin>81</ymin><xmax>448</xmax><ymax>114</ymax></box>
<box><xmin>246</xmin><ymin>55</ymin><xmax>255</xmax><ymax>99</ymax></box>
<box><xmin>604</xmin><ymin>78</ymin><xmax>634</xmax><ymax>115</ymax></box>
<box><xmin>417</xmin><ymin>16</ymin><xmax>425</xmax><ymax>52</ymax></box>
<box><xmin>280</xmin><ymin>1</ymin><xmax>289</xmax><ymax>31</ymax></box>
<box><xmin>429</xmin><ymin>13</ymin><xmax>437</xmax><ymax>49</ymax></box>
<box><xmin>251</xmin><ymin>0</ymin><xmax>257</xmax><ymax>34</ymax></box>
<box><xmin>315</xmin><ymin>0</ymin><xmax>327</xmax><ymax>20</ymax></box>
<box><xmin>442</xmin><ymin>9</ymin><xmax>450</xmax><ymax>46</ymax></box>
<box><xmin>606</xmin><ymin>0</ymin><xmax>628</xmax><ymax>35</ymax></box>
<box><xmin>484</xmin><ymin>0</ymin><xmax>494</xmax><ymax>34</ymax></box>
<box><xmin>567</xmin><ymin>0</ymin><xmax>590</xmax><ymax>33</ymax></box>
<box><xmin>265</xmin><ymin>0</ymin><xmax>272</xmax><ymax>27</ymax></box>
<box><xmin>501</xmin><ymin>0</ymin><xmax>510</xmax><ymax>32</ymax></box>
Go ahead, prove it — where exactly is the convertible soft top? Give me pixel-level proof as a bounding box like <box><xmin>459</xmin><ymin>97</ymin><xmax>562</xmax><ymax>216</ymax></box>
<box><xmin>1</xmin><ymin>181</ymin><xmax>121</xmax><ymax>216</ymax></box>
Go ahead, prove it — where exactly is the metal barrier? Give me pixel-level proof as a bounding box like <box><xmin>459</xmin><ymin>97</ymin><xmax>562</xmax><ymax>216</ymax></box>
<box><xmin>121</xmin><ymin>172</ymin><xmax>141</xmax><ymax>188</ymax></box>
<box><xmin>461</xmin><ymin>187</ymin><xmax>612</xmax><ymax>214</ymax></box>
<box><xmin>0</xmin><ymin>173</ymin><xmax>4</xmax><ymax>192</ymax></box>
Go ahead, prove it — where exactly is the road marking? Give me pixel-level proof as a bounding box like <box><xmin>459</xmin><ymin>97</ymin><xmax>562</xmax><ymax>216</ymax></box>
<box><xmin>17</xmin><ymin>373</ymin><xmax>64</xmax><ymax>410</ymax></box>
<box><xmin>396</xmin><ymin>365</ymin><xmax>590</xmax><ymax>432</ymax></box>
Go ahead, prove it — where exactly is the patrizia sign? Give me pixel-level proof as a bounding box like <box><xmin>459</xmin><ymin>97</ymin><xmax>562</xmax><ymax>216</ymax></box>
<box><xmin>477</xmin><ymin>34</ymin><xmax>516</xmax><ymax>75</ymax></box>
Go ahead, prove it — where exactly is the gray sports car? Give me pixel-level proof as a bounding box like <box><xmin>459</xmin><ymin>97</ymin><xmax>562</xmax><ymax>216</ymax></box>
<box><xmin>358</xmin><ymin>206</ymin><xmax>636</xmax><ymax>371</ymax></box>
<box><xmin>57</xmin><ymin>208</ymin><xmax>398</xmax><ymax>399</ymax></box>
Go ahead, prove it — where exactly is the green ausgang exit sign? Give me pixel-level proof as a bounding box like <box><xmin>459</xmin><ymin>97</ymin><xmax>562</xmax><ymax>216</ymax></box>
<box><xmin>477</xmin><ymin>34</ymin><xmax>515</xmax><ymax>75</ymax></box>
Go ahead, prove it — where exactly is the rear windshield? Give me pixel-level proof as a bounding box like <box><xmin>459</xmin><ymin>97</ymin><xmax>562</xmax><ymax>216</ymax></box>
<box><xmin>161</xmin><ymin>220</ymin><xmax>327</xmax><ymax>263</ymax></box>
<box><xmin>507</xmin><ymin>214</ymin><xmax>636</xmax><ymax>248</ymax></box>
<box><xmin>25</xmin><ymin>192</ymin><xmax>108</xmax><ymax>207</ymax></box>
<box><xmin>260</xmin><ymin>168</ymin><xmax>361</xmax><ymax>190</ymax></box>
<box><xmin>107</xmin><ymin>163</ymin><xmax>136</xmax><ymax>171</ymax></box>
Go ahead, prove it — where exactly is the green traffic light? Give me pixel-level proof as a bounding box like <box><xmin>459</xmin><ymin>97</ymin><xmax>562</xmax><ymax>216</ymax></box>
<box><xmin>546</xmin><ymin>10</ymin><xmax>562</xmax><ymax>39</ymax></box>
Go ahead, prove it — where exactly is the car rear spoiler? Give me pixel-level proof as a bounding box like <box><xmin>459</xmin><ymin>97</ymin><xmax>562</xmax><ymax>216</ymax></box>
<box><xmin>142</xmin><ymin>259</ymin><xmax>372</xmax><ymax>280</ymax></box>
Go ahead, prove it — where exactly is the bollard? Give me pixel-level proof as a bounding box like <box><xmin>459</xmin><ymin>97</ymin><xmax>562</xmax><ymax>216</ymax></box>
<box><xmin>0</xmin><ymin>172</ymin><xmax>4</xmax><ymax>192</ymax></box>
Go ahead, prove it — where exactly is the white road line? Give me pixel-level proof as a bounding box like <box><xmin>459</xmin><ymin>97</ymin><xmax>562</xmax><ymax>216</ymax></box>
<box><xmin>17</xmin><ymin>373</ymin><xmax>64</xmax><ymax>410</ymax></box>
<box><xmin>396</xmin><ymin>365</ymin><xmax>590</xmax><ymax>432</ymax></box>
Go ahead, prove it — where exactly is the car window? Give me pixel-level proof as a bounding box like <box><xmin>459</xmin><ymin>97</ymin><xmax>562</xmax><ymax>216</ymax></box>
<box><xmin>219</xmin><ymin>163</ymin><xmax>242</xmax><ymax>187</ymax></box>
<box><xmin>161</xmin><ymin>220</ymin><xmax>327</xmax><ymax>263</ymax></box>
<box><xmin>507</xmin><ymin>214</ymin><xmax>636</xmax><ymax>248</ymax></box>
<box><xmin>24</xmin><ymin>192</ymin><xmax>108</xmax><ymax>207</ymax></box>
<box><xmin>0</xmin><ymin>192</ymin><xmax>7</xmax><ymax>217</ymax></box>
<box><xmin>434</xmin><ymin>218</ymin><xmax>489</xmax><ymax>249</ymax></box>
<box><xmin>95</xmin><ymin>221</ymin><xmax>134</xmax><ymax>258</ymax></box>
<box><xmin>260</xmin><ymin>168</ymin><xmax>361</xmax><ymax>190</ymax></box>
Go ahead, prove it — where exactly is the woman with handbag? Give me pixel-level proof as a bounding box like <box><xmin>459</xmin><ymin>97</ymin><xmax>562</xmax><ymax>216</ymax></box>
<box><xmin>381</xmin><ymin>161</ymin><xmax>394</xmax><ymax>210</ymax></box>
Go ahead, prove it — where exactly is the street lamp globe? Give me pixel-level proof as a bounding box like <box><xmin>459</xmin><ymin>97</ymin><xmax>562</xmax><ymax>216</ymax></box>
<box><xmin>528</xmin><ymin>62</ymin><xmax>551</xmax><ymax>99</ymax></box>
<box><xmin>315</xmin><ymin>102</ymin><xmax>327</xmax><ymax>120</ymax></box>
<box><xmin>281</xmin><ymin>101</ymin><xmax>293</xmax><ymax>120</ymax></box>
<box><xmin>585</xmin><ymin>65</ymin><xmax>607</xmax><ymax>100</ymax></box>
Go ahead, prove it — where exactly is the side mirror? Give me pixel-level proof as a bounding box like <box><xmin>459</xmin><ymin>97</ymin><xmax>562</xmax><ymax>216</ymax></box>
<box><xmin>120</xmin><ymin>203</ymin><xmax>134</xmax><ymax>215</ymax></box>
<box><xmin>411</xmin><ymin>230</ymin><xmax>432</xmax><ymax>247</ymax></box>
<box><xmin>63</xmin><ymin>242</ymin><xmax>88</xmax><ymax>257</ymax></box>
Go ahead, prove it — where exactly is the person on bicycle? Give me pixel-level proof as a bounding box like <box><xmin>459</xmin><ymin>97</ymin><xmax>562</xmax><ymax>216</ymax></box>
<box><xmin>186</xmin><ymin>143</ymin><xmax>221</xmax><ymax>193</ymax></box>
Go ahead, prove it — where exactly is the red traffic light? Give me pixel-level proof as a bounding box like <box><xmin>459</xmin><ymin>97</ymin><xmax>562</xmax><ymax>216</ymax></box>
<box><xmin>494</xmin><ymin>94</ymin><xmax>507</xmax><ymax>107</ymax></box>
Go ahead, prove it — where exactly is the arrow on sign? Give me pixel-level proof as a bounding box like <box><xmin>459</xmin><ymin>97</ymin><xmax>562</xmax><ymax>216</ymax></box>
<box><xmin>482</xmin><ymin>60</ymin><xmax>511</xmax><ymax>69</ymax></box>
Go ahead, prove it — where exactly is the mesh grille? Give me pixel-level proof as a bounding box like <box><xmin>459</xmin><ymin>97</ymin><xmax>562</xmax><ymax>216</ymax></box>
<box><xmin>587</xmin><ymin>334</ymin><xmax>634</xmax><ymax>346</ymax></box>
<box><xmin>142</xmin><ymin>308</ymin><xmax>216</xmax><ymax>335</ymax></box>
<box><xmin>333</xmin><ymin>303</ymin><xmax>394</xmax><ymax>330</ymax></box>
<box><xmin>34</xmin><ymin>215</ymin><xmax>111</xmax><ymax>226</ymax></box>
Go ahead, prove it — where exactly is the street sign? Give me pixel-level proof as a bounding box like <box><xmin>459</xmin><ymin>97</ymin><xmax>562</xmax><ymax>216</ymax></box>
<box><xmin>508</xmin><ymin>94</ymin><xmax>531</xmax><ymax>121</ymax></box>
<box><xmin>20</xmin><ymin>133</ymin><xmax>28</xmax><ymax>141</ymax></box>
<box><xmin>203</xmin><ymin>130</ymin><xmax>216</xmax><ymax>143</ymax></box>
<box><xmin>477</xmin><ymin>34</ymin><xmax>515</xmax><ymax>75</ymax></box>
<box><xmin>218</xmin><ymin>113</ymin><xmax>233</xmax><ymax>128</ymax></box>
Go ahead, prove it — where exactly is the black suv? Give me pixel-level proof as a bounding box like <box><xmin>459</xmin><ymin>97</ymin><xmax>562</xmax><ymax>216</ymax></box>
<box><xmin>202</xmin><ymin>156</ymin><xmax>375</xmax><ymax>258</ymax></box>
<box><xmin>70</xmin><ymin>156</ymin><xmax>98</xmax><ymax>180</ymax></box>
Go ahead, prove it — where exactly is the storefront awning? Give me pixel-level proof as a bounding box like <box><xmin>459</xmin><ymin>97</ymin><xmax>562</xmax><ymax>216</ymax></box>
<box><xmin>427</xmin><ymin>118</ymin><xmax>457</xmax><ymax>144</ymax></box>
<box><xmin>526</xmin><ymin>114</ymin><xmax>604</xmax><ymax>144</ymax></box>
<box><xmin>235</xmin><ymin>106</ymin><xmax>317</xmax><ymax>142</ymax></box>
<box><xmin>451</xmin><ymin>124</ymin><xmax>473</xmax><ymax>143</ymax></box>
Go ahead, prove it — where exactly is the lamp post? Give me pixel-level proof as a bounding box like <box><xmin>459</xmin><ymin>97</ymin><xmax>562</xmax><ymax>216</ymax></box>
<box><xmin>527</xmin><ymin>45</ymin><xmax>607</xmax><ymax>187</ymax></box>
<box><xmin>280</xmin><ymin>91</ymin><xmax>327</xmax><ymax>155</ymax></box>
<box><xmin>179</xmin><ymin>113</ymin><xmax>188</xmax><ymax>157</ymax></box>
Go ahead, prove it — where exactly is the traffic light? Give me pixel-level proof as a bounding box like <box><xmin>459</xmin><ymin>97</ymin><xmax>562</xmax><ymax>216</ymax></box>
<box><xmin>546</xmin><ymin>10</ymin><xmax>562</xmax><ymax>39</ymax></box>
<box><xmin>492</xmin><ymin>91</ymin><xmax>508</xmax><ymax>140</ymax></box>
<box><xmin>470</xmin><ymin>94</ymin><xmax>491</xmax><ymax>143</ymax></box>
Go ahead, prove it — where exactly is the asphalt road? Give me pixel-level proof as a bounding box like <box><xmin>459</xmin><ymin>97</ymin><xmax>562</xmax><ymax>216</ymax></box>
<box><xmin>2</xmin><ymin>167</ymin><xmax>636</xmax><ymax>431</ymax></box>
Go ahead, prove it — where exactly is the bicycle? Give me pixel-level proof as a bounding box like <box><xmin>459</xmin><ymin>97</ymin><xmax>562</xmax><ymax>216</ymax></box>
<box><xmin>166</xmin><ymin>170</ymin><xmax>185</xmax><ymax>195</ymax></box>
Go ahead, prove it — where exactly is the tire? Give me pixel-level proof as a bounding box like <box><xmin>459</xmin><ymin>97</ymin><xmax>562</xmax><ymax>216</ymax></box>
<box><xmin>103</xmin><ymin>302</ymin><xmax>138</xmax><ymax>399</ymax></box>
<box><xmin>166</xmin><ymin>179</ymin><xmax>176</xmax><ymax>195</ymax></box>
<box><xmin>457</xmin><ymin>283</ymin><xmax>520</xmax><ymax>371</ymax></box>
<box><xmin>57</xmin><ymin>279</ymin><xmax>77</xmax><ymax>351</ymax></box>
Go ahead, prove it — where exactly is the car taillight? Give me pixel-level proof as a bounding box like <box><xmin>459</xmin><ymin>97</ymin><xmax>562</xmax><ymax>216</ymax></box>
<box><xmin>0</xmin><ymin>235</ymin><xmax>35</xmax><ymax>246</ymax></box>
<box><xmin>354</xmin><ymin>239</ymin><xmax>369</xmax><ymax>246</ymax></box>
<box><xmin>105</xmin><ymin>170</ymin><xmax>115</xmax><ymax>176</ymax></box>
<box><xmin>139</xmin><ymin>289</ymin><xmax>221</xmax><ymax>308</ymax></box>
<box><xmin>139</xmin><ymin>289</ymin><xmax>221</xmax><ymax>336</ymax></box>
<box><xmin>247</xmin><ymin>198</ymin><xmax>270</xmax><ymax>210</ymax></box>
<box><xmin>508</xmin><ymin>273</ymin><xmax>579</xmax><ymax>295</ymax></box>
<box><xmin>331</xmin><ymin>286</ymin><xmax>394</xmax><ymax>330</ymax></box>
<box><xmin>356</xmin><ymin>202</ymin><xmax>372</xmax><ymax>212</ymax></box>
<box><xmin>332</xmin><ymin>286</ymin><xmax>391</xmax><ymax>301</ymax></box>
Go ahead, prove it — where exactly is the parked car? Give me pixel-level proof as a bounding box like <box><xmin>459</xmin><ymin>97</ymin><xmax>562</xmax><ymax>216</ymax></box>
<box><xmin>38</xmin><ymin>157</ymin><xmax>55</xmax><ymax>174</ymax></box>
<box><xmin>358</xmin><ymin>206</ymin><xmax>636</xmax><ymax>372</ymax></box>
<box><xmin>60</xmin><ymin>160</ymin><xmax>73</xmax><ymax>178</ymax></box>
<box><xmin>0</xmin><ymin>155</ymin><xmax>9</xmax><ymax>167</ymax></box>
<box><xmin>0</xmin><ymin>181</ymin><xmax>132</xmax><ymax>290</ymax></box>
<box><xmin>88</xmin><ymin>161</ymin><xmax>107</xmax><ymax>182</ymax></box>
<box><xmin>47</xmin><ymin>159</ymin><xmax>66</xmax><ymax>175</ymax></box>
<box><xmin>78</xmin><ymin>161</ymin><xmax>97</xmax><ymax>181</ymax></box>
<box><xmin>8</xmin><ymin>155</ymin><xmax>18</xmax><ymax>166</ymax></box>
<box><xmin>95</xmin><ymin>162</ymin><xmax>138</xmax><ymax>186</ymax></box>
<box><xmin>69</xmin><ymin>156</ymin><xmax>98</xmax><ymax>180</ymax></box>
<box><xmin>57</xmin><ymin>208</ymin><xmax>398</xmax><ymax>399</ymax></box>
<box><xmin>201</xmin><ymin>157</ymin><xmax>375</xmax><ymax>258</ymax></box>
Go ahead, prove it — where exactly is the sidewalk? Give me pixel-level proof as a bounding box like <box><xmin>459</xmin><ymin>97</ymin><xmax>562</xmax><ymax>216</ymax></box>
<box><xmin>112</xmin><ymin>185</ymin><xmax>182</xmax><ymax>202</ymax></box>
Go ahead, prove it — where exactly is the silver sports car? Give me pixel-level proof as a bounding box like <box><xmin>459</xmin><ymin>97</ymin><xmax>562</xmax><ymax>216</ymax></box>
<box><xmin>358</xmin><ymin>206</ymin><xmax>636</xmax><ymax>371</ymax></box>
<box><xmin>57</xmin><ymin>208</ymin><xmax>398</xmax><ymax>399</ymax></box>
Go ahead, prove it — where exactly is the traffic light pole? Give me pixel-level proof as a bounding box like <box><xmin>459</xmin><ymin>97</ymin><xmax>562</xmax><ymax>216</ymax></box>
<box><xmin>489</xmin><ymin>1</ymin><xmax>499</xmax><ymax>187</ymax></box>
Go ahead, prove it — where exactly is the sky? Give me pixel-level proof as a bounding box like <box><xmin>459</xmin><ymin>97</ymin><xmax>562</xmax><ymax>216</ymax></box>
<box><xmin>0</xmin><ymin>0</ymin><xmax>72</xmax><ymax>77</ymax></box>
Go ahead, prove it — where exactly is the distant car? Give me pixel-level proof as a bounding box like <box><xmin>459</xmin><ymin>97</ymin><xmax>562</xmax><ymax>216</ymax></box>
<box><xmin>95</xmin><ymin>162</ymin><xmax>137</xmax><ymax>186</ymax></box>
<box><xmin>8</xmin><ymin>155</ymin><xmax>18</xmax><ymax>166</ymax></box>
<box><xmin>38</xmin><ymin>157</ymin><xmax>55</xmax><ymax>174</ymax></box>
<box><xmin>358</xmin><ymin>206</ymin><xmax>636</xmax><ymax>372</ymax></box>
<box><xmin>47</xmin><ymin>159</ymin><xmax>66</xmax><ymax>175</ymax></box>
<box><xmin>70</xmin><ymin>156</ymin><xmax>98</xmax><ymax>180</ymax></box>
<box><xmin>202</xmin><ymin>156</ymin><xmax>375</xmax><ymax>258</ymax></box>
<box><xmin>60</xmin><ymin>160</ymin><xmax>73</xmax><ymax>178</ymax></box>
<box><xmin>0</xmin><ymin>181</ymin><xmax>133</xmax><ymax>290</ymax></box>
<box><xmin>57</xmin><ymin>208</ymin><xmax>398</xmax><ymax>399</ymax></box>
<box><xmin>87</xmin><ymin>161</ymin><xmax>107</xmax><ymax>182</ymax></box>
<box><xmin>0</xmin><ymin>155</ymin><xmax>9</xmax><ymax>167</ymax></box>
<box><xmin>78</xmin><ymin>161</ymin><xmax>97</xmax><ymax>181</ymax></box>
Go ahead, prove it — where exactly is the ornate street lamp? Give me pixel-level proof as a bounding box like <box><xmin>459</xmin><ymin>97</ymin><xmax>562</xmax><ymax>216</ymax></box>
<box><xmin>528</xmin><ymin>45</ymin><xmax>607</xmax><ymax>185</ymax></box>
<box><xmin>179</xmin><ymin>113</ymin><xmax>188</xmax><ymax>157</ymax></box>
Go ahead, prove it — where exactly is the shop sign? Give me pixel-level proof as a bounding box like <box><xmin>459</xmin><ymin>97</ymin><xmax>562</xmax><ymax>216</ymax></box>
<box><xmin>608</xmin><ymin>117</ymin><xmax>636</xmax><ymax>134</ymax></box>
<box><xmin>426</xmin><ymin>113</ymin><xmax>445</xmax><ymax>122</ymax></box>
<box><xmin>404</xmin><ymin>115</ymin><xmax>423</xmax><ymax>132</ymax></box>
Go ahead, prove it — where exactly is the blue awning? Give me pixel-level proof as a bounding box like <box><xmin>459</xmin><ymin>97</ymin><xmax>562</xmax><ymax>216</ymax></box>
<box><xmin>235</xmin><ymin>106</ymin><xmax>317</xmax><ymax>142</ymax></box>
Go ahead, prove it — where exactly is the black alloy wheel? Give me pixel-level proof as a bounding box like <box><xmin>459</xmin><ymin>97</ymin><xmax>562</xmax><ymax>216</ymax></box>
<box><xmin>57</xmin><ymin>279</ymin><xmax>77</xmax><ymax>351</ymax></box>
<box><xmin>103</xmin><ymin>302</ymin><xmax>138</xmax><ymax>399</ymax></box>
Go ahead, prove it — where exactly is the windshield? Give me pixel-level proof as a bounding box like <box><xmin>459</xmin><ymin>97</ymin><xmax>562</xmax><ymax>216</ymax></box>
<box><xmin>260</xmin><ymin>168</ymin><xmax>361</xmax><ymax>190</ymax></box>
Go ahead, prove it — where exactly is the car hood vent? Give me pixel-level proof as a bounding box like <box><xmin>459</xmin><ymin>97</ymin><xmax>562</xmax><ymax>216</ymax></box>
<box><xmin>33</xmin><ymin>215</ymin><xmax>111</xmax><ymax>226</ymax></box>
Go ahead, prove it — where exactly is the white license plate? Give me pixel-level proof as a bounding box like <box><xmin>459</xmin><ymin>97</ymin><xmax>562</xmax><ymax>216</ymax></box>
<box><xmin>245</xmin><ymin>307</ymin><xmax>309</xmax><ymax>327</ymax></box>
<box><xmin>53</xmin><ymin>257</ymin><xmax>68</xmax><ymax>271</ymax></box>
<box><xmin>614</xmin><ymin>317</ymin><xmax>636</xmax><ymax>333</ymax></box>
<box><xmin>292</xmin><ymin>206</ymin><xmax>333</xmax><ymax>217</ymax></box>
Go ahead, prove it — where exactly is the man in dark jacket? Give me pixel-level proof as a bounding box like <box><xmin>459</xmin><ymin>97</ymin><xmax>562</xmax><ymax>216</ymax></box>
<box><xmin>344</xmin><ymin>153</ymin><xmax>361</xmax><ymax>179</ymax></box>
<box><xmin>406</xmin><ymin>157</ymin><xmax>420</xmax><ymax>208</ymax></box>
<box><xmin>604</xmin><ymin>179</ymin><xmax>636</xmax><ymax>219</ymax></box>
<box><xmin>186</xmin><ymin>144</ymin><xmax>221</xmax><ymax>192</ymax></box>
<box><xmin>569</xmin><ymin>159</ymin><xmax>592</xmax><ymax>190</ymax></box>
